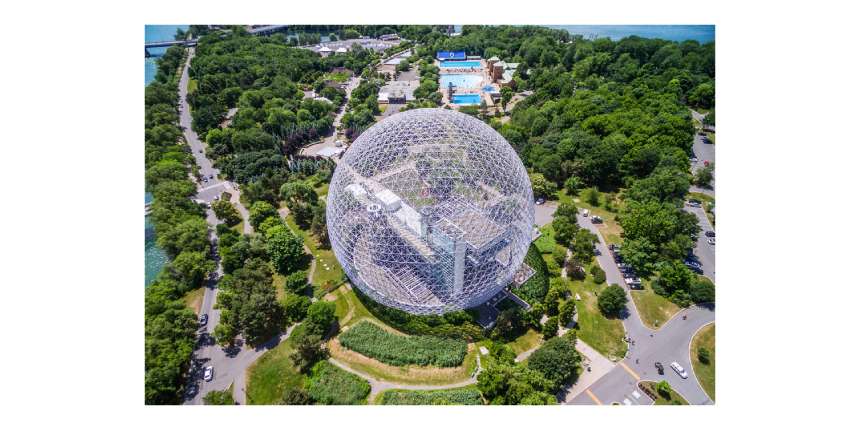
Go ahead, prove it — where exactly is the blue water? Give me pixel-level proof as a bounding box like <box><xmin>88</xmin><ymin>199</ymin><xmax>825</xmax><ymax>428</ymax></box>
<box><xmin>546</xmin><ymin>25</ymin><xmax>714</xmax><ymax>43</ymax></box>
<box><xmin>440</xmin><ymin>60</ymin><xmax>481</xmax><ymax>68</ymax></box>
<box><xmin>441</xmin><ymin>74</ymin><xmax>483</xmax><ymax>89</ymax></box>
<box><xmin>145</xmin><ymin>25</ymin><xmax>186</xmax><ymax>286</ymax></box>
<box><xmin>452</xmin><ymin>94</ymin><xmax>481</xmax><ymax>105</ymax></box>
<box><xmin>145</xmin><ymin>25</ymin><xmax>188</xmax><ymax>85</ymax></box>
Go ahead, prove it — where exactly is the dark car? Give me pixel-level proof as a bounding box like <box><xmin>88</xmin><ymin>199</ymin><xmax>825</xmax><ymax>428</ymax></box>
<box><xmin>655</xmin><ymin>362</ymin><xmax>664</xmax><ymax>375</ymax></box>
<box><xmin>705</xmin><ymin>230</ymin><xmax>715</xmax><ymax>238</ymax></box>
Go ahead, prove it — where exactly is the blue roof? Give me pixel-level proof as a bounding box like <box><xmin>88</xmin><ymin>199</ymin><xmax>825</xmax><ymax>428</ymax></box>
<box><xmin>436</xmin><ymin>51</ymin><xmax>466</xmax><ymax>60</ymax></box>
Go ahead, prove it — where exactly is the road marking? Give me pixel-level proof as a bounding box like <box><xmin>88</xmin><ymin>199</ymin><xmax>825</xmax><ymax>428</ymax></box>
<box><xmin>585</xmin><ymin>389</ymin><xmax>603</xmax><ymax>405</ymax></box>
<box><xmin>619</xmin><ymin>362</ymin><xmax>641</xmax><ymax>381</ymax></box>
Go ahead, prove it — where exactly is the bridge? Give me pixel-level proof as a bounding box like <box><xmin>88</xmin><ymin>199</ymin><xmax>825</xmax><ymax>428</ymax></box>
<box><xmin>145</xmin><ymin>25</ymin><xmax>289</xmax><ymax>56</ymax></box>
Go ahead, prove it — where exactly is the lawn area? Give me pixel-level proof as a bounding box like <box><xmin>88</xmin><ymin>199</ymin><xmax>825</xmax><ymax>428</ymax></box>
<box><xmin>534</xmin><ymin>224</ymin><xmax>556</xmax><ymax>254</ymax></box>
<box><xmin>323</xmin><ymin>71</ymin><xmax>351</xmax><ymax>83</ymax></box>
<box><xmin>187</xmin><ymin>78</ymin><xmax>197</xmax><ymax>95</ymax></box>
<box><xmin>690</xmin><ymin>323</ymin><xmax>715</xmax><ymax>401</ymax></box>
<box><xmin>558</xmin><ymin>189</ymin><xmax>624</xmax><ymax>246</ymax></box>
<box><xmin>376</xmin><ymin>386</ymin><xmax>484</xmax><ymax>405</ymax></box>
<box><xmin>245</xmin><ymin>326</ymin><xmax>306</xmax><ymax>405</ymax></box>
<box><xmin>283</xmin><ymin>214</ymin><xmax>344</xmax><ymax>296</ymax></box>
<box><xmin>506</xmin><ymin>329</ymin><xmax>543</xmax><ymax>356</ymax></box>
<box><xmin>307</xmin><ymin>361</ymin><xmax>370</xmax><ymax>405</ymax></box>
<box><xmin>641</xmin><ymin>381</ymin><xmax>689</xmax><ymax>405</ymax></box>
<box><xmin>182</xmin><ymin>287</ymin><xmax>204</xmax><ymax>314</ymax></box>
<box><xmin>630</xmin><ymin>279</ymin><xmax>681</xmax><ymax>330</ymax></box>
<box><xmin>564</xmin><ymin>273</ymin><xmax>627</xmax><ymax>361</ymax></box>
<box><xmin>331</xmin><ymin>285</ymin><xmax>375</xmax><ymax>327</ymax></box>
<box><xmin>338</xmin><ymin>321</ymin><xmax>467</xmax><ymax>367</ymax></box>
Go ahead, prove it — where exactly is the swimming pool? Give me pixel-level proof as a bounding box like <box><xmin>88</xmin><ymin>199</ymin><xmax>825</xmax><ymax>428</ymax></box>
<box><xmin>440</xmin><ymin>60</ymin><xmax>482</xmax><ymax>68</ymax></box>
<box><xmin>451</xmin><ymin>94</ymin><xmax>482</xmax><ymax>105</ymax></box>
<box><xmin>440</xmin><ymin>74</ymin><xmax>483</xmax><ymax>89</ymax></box>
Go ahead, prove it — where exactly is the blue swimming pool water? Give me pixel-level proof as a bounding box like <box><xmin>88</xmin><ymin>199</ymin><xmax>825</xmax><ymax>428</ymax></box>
<box><xmin>452</xmin><ymin>94</ymin><xmax>481</xmax><ymax>105</ymax></box>
<box><xmin>440</xmin><ymin>60</ymin><xmax>481</xmax><ymax>68</ymax></box>
<box><xmin>440</xmin><ymin>74</ymin><xmax>483</xmax><ymax>89</ymax></box>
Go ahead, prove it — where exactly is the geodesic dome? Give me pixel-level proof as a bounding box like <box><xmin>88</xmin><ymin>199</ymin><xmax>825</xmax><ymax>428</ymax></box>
<box><xmin>326</xmin><ymin>108</ymin><xmax>534</xmax><ymax>315</ymax></box>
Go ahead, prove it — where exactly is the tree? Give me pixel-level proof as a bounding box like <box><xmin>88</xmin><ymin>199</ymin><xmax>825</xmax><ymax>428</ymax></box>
<box><xmin>493</xmin><ymin>308</ymin><xmax>526</xmax><ymax>341</ymax></box>
<box><xmin>477</xmin><ymin>361</ymin><xmax>555</xmax><ymax>405</ymax></box>
<box><xmin>527</xmin><ymin>335</ymin><xmax>581</xmax><ymax>390</ymax></box>
<box><xmin>552</xmin><ymin>216</ymin><xmax>579</xmax><ymax>248</ymax></box>
<box><xmin>529</xmin><ymin>172</ymin><xmax>558</xmax><ymax>199</ymax></box>
<box><xmin>249</xmin><ymin>201</ymin><xmax>278</xmax><ymax>230</ymax></box>
<box><xmin>280</xmin><ymin>292</ymin><xmax>311</xmax><ymax>323</ymax></box>
<box><xmin>584</xmin><ymin>187</ymin><xmax>600</xmax><ymax>206</ymax></box>
<box><xmin>590</xmin><ymin>265</ymin><xmax>606</xmax><ymax>284</ymax></box>
<box><xmin>558</xmin><ymin>300</ymin><xmax>576</xmax><ymax>327</ymax></box>
<box><xmin>266</xmin><ymin>225</ymin><xmax>306</xmax><ymax>275</ymax></box>
<box><xmin>570</xmin><ymin>228</ymin><xmax>597</xmax><ymax>264</ymax></box>
<box><xmin>290</xmin><ymin>330</ymin><xmax>328</xmax><ymax>372</ymax></box>
<box><xmin>310</xmin><ymin>201</ymin><xmax>328</xmax><ymax>246</ymax></box>
<box><xmin>165</xmin><ymin>250</ymin><xmax>212</xmax><ymax>289</ymax></box>
<box><xmin>693</xmin><ymin>164</ymin><xmax>714</xmax><ymax>188</ymax></box>
<box><xmin>212</xmin><ymin>200</ymin><xmax>241</xmax><ymax>226</ymax></box>
<box><xmin>283</xmin><ymin>270</ymin><xmax>309</xmax><ymax>294</ymax></box>
<box><xmin>500</xmin><ymin>87</ymin><xmax>513</xmax><ymax>112</ymax></box>
<box><xmin>542</xmin><ymin>316</ymin><xmax>559</xmax><ymax>339</ymax></box>
<box><xmin>203</xmin><ymin>389</ymin><xmax>235</xmax><ymax>405</ymax></box>
<box><xmin>597</xmin><ymin>285</ymin><xmax>627</xmax><ymax>316</ymax></box>
<box><xmin>690</xmin><ymin>277</ymin><xmax>715</xmax><ymax>303</ymax></box>
<box><xmin>552</xmin><ymin>245</ymin><xmax>567</xmax><ymax>266</ymax></box>
<box><xmin>213</xmin><ymin>322</ymin><xmax>237</xmax><ymax>346</ymax></box>
<box><xmin>697</xmin><ymin>347</ymin><xmax>711</xmax><ymax>364</ymax></box>
<box><xmin>564</xmin><ymin>176</ymin><xmax>582</xmax><ymax>196</ymax></box>
<box><xmin>658</xmin><ymin>260</ymin><xmax>695</xmax><ymax>296</ymax></box>
<box><xmin>304</xmin><ymin>301</ymin><xmax>337</xmax><ymax>337</ymax></box>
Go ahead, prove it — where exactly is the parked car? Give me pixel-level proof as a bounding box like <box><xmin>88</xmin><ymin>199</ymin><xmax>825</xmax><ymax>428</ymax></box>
<box><xmin>535</xmin><ymin>198</ymin><xmax>545</xmax><ymax>205</ymax></box>
<box><xmin>690</xmin><ymin>156</ymin><xmax>698</xmax><ymax>163</ymax></box>
<box><xmin>199</xmin><ymin>314</ymin><xmax>208</xmax><ymax>326</ymax></box>
<box><xmin>687</xmin><ymin>200</ymin><xmax>701</xmax><ymax>207</ymax></box>
<box><xmin>208</xmin><ymin>174</ymin><xmax>214</xmax><ymax>180</ymax></box>
<box><xmin>203</xmin><ymin>366</ymin><xmax>214</xmax><ymax>381</ymax></box>
<box><xmin>202</xmin><ymin>177</ymin><xmax>208</xmax><ymax>183</ymax></box>
<box><xmin>705</xmin><ymin>230</ymin><xmax>715</xmax><ymax>238</ymax></box>
<box><xmin>581</xmin><ymin>209</ymin><xmax>590</xmax><ymax>217</ymax></box>
<box><xmin>591</xmin><ymin>215</ymin><xmax>603</xmax><ymax>224</ymax></box>
<box><xmin>335</xmin><ymin>140</ymin><xmax>344</xmax><ymax>147</ymax></box>
<box><xmin>707</xmin><ymin>237</ymin><xmax>716</xmax><ymax>245</ymax></box>
<box><xmin>670</xmin><ymin>361</ymin><xmax>688</xmax><ymax>379</ymax></box>
<box><xmin>655</xmin><ymin>362</ymin><xmax>664</xmax><ymax>375</ymax></box>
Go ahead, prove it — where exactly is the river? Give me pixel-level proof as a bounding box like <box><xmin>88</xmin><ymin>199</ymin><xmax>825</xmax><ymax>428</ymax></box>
<box><xmin>145</xmin><ymin>25</ymin><xmax>187</xmax><ymax>286</ymax></box>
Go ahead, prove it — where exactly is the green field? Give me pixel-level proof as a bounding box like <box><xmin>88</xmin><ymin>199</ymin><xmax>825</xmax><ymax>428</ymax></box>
<box><xmin>630</xmin><ymin>279</ymin><xmax>681</xmax><ymax>329</ymax></box>
<box><xmin>182</xmin><ymin>287</ymin><xmax>204</xmax><ymax>314</ymax></box>
<box><xmin>307</xmin><ymin>361</ymin><xmax>371</xmax><ymax>405</ymax></box>
<box><xmin>690</xmin><ymin>323</ymin><xmax>715</xmax><ymax>401</ymax></box>
<box><xmin>564</xmin><ymin>273</ymin><xmax>627</xmax><ymax>361</ymax></box>
<box><xmin>339</xmin><ymin>321</ymin><xmax>468</xmax><ymax>367</ymax></box>
<box><xmin>506</xmin><ymin>329</ymin><xmax>543</xmax><ymax>356</ymax></box>
<box><xmin>376</xmin><ymin>386</ymin><xmax>484</xmax><ymax>405</ymax></box>
<box><xmin>534</xmin><ymin>224</ymin><xmax>557</xmax><ymax>254</ymax></box>
<box><xmin>245</xmin><ymin>326</ymin><xmax>306</xmax><ymax>405</ymax></box>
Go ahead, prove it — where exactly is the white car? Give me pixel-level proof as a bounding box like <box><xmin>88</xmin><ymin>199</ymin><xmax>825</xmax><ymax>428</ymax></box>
<box><xmin>203</xmin><ymin>366</ymin><xmax>214</xmax><ymax>381</ymax></box>
<box><xmin>707</xmin><ymin>237</ymin><xmax>715</xmax><ymax>245</ymax></box>
<box><xmin>670</xmin><ymin>361</ymin><xmax>688</xmax><ymax>379</ymax></box>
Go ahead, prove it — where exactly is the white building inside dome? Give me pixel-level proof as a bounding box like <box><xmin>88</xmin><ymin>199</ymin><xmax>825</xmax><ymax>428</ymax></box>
<box><xmin>326</xmin><ymin>108</ymin><xmax>534</xmax><ymax>315</ymax></box>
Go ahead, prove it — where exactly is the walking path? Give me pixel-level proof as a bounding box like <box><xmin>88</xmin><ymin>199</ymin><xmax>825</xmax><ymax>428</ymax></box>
<box><xmin>328</xmin><ymin>357</ymin><xmax>478</xmax><ymax>403</ymax></box>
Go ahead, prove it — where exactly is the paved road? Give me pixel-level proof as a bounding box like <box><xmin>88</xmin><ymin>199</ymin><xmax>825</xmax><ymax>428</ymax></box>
<box><xmin>300</xmin><ymin>76</ymin><xmax>361</xmax><ymax>157</ymax></box>
<box><xmin>690</xmin><ymin>109</ymin><xmax>715</xmax><ymax>196</ymax></box>
<box><xmin>686</xmin><ymin>205</ymin><xmax>715</xmax><ymax>282</ymax></box>
<box><xmin>178</xmin><ymin>48</ymin><xmax>265</xmax><ymax>404</ymax></box>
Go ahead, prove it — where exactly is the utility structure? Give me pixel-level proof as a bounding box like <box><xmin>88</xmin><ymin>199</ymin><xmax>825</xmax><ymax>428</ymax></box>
<box><xmin>326</xmin><ymin>109</ymin><xmax>534</xmax><ymax>315</ymax></box>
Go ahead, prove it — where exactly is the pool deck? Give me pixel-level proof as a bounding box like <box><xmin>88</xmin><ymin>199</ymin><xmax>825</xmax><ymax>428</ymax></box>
<box><xmin>436</xmin><ymin>58</ymin><xmax>499</xmax><ymax>109</ymax></box>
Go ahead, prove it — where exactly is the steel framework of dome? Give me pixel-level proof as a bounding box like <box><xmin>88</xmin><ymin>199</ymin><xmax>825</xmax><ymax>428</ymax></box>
<box><xmin>326</xmin><ymin>108</ymin><xmax>534</xmax><ymax>315</ymax></box>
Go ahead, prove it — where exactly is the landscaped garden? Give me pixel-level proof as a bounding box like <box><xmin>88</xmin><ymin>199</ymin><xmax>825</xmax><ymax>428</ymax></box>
<box><xmin>690</xmin><ymin>323</ymin><xmax>715</xmax><ymax>401</ymax></box>
<box><xmin>338</xmin><ymin>321</ymin><xmax>468</xmax><ymax>367</ymax></box>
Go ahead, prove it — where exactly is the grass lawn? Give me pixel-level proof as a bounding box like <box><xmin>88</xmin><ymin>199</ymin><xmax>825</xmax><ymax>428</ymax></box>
<box><xmin>506</xmin><ymin>329</ymin><xmax>543</xmax><ymax>356</ymax></box>
<box><xmin>187</xmin><ymin>78</ymin><xmax>197</xmax><ymax>95</ymax></box>
<box><xmin>690</xmin><ymin>323</ymin><xmax>715</xmax><ymax>401</ymax></box>
<box><xmin>331</xmin><ymin>285</ymin><xmax>375</xmax><ymax>327</ymax></box>
<box><xmin>564</xmin><ymin>273</ymin><xmax>627</xmax><ymax>361</ymax></box>
<box><xmin>558</xmin><ymin>189</ymin><xmax>624</xmax><ymax>246</ymax></box>
<box><xmin>630</xmin><ymin>279</ymin><xmax>681</xmax><ymax>330</ymax></box>
<box><xmin>375</xmin><ymin>386</ymin><xmax>484</xmax><ymax>405</ymax></box>
<box><xmin>182</xmin><ymin>287</ymin><xmax>204</xmax><ymax>314</ymax></box>
<box><xmin>245</xmin><ymin>327</ymin><xmax>307</xmax><ymax>405</ymax></box>
<box><xmin>641</xmin><ymin>381</ymin><xmax>689</xmax><ymax>405</ymax></box>
<box><xmin>283</xmin><ymin>215</ymin><xmax>344</xmax><ymax>295</ymax></box>
<box><xmin>534</xmin><ymin>224</ymin><xmax>556</xmax><ymax>254</ymax></box>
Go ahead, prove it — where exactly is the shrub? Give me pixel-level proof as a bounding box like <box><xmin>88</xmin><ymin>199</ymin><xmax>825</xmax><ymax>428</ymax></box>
<box><xmin>512</xmin><ymin>244</ymin><xmax>550</xmax><ymax>305</ymax></box>
<box><xmin>338</xmin><ymin>321</ymin><xmax>467</xmax><ymax>367</ymax></box>
<box><xmin>280</xmin><ymin>293</ymin><xmax>310</xmax><ymax>324</ymax></box>
<box><xmin>558</xmin><ymin>300</ymin><xmax>576</xmax><ymax>327</ymax></box>
<box><xmin>203</xmin><ymin>389</ymin><xmax>235</xmax><ymax>405</ymax></box>
<box><xmin>307</xmin><ymin>361</ymin><xmax>370</xmax><ymax>405</ymax></box>
<box><xmin>656</xmin><ymin>380</ymin><xmax>671</xmax><ymax>398</ymax></box>
<box><xmin>542</xmin><ymin>316</ymin><xmax>559</xmax><ymax>339</ymax></box>
<box><xmin>380</xmin><ymin>388</ymin><xmax>483</xmax><ymax>405</ymax></box>
<box><xmin>598</xmin><ymin>285</ymin><xmax>627</xmax><ymax>316</ymax></box>
<box><xmin>281</xmin><ymin>387</ymin><xmax>311</xmax><ymax>405</ymax></box>
<box><xmin>527</xmin><ymin>335</ymin><xmax>581</xmax><ymax>390</ymax></box>
<box><xmin>590</xmin><ymin>265</ymin><xmax>606</xmax><ymax>284</ymax></box>
<box><xmin>212</xmin><ymin>199</ymin><xmax>241</xmax><ymax>226</ymax></box>
<box><xmin>305</xmin><ymin>301</ymin><xmax>337</xmax><ymax>337</ymax></box>
<box><xmin>353</xmin><ymin>289</ymin><xmax>484</xmax><ymax>341</ymax></box>
<box><xmin>697</xmin><ymin>347</ymin><xmax>711</xmax><ymax>364</ymax></box>
<box><xmin>552</xmin><ymin>245</ymin><xmax>568</xmax><ymax>266</ymax></box>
